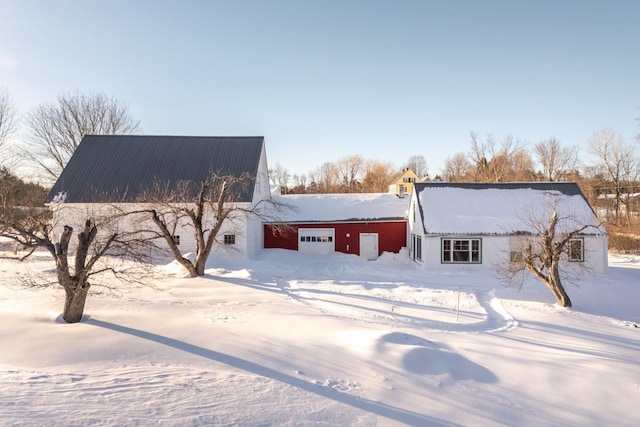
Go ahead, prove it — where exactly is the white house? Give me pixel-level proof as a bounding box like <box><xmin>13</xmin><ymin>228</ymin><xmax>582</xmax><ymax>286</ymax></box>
<box><xmin>47</xmin><ymin>135</ymin><xmax>271</xmax><ymax>256</ymax></box>
<box><xmin>407</xmin><ymin>182</ymin><xmax>608</xmax><ymax>274</ymax></box>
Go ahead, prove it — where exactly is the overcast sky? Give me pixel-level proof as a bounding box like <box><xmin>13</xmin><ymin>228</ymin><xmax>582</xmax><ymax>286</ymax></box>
<box><xmin>1</xmin><ymin>0</ymin><xmax>639</xmax><ymax>177</ymax></box>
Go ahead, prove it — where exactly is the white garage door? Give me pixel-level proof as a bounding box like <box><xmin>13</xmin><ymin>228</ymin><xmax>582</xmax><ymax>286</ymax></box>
<box><xmin>298</xmin><ymin>228</ymin><xmax>335</xmax><ymax>255</ymax></box>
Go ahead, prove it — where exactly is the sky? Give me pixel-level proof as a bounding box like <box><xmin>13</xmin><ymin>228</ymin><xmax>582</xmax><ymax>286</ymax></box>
<box><xmin>1</xmin><ymin>0</ymin><xmax>639</xmax><ymax>177</ymax></box>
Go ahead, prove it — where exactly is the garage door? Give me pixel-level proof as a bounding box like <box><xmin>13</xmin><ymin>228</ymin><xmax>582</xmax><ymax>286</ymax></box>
<box><xmin>298</xmin><ymin>228</ymin><xmax>335</xmax><ymax>255</ymax></box>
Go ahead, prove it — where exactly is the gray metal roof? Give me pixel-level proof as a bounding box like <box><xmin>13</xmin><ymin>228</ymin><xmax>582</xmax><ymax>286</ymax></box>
<box><xmin>47</xmin><ymin>135</ymin><xmax>264</xmax><ymax>203</ymax></box>
<box><xmin>414</xmin><ymin>181</ymin><xmax>588</xmax><ymax>198</ymax></box>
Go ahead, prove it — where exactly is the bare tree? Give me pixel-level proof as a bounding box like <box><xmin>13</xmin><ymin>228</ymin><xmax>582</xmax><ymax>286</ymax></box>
<box><xmin>588</xmin><ymin>129</ymin><xmax>638</xmax><ymax>222</ymax></box>
<box><xmin>0</xmin><ymin>206</ymin><xmax>159</xmax><ymax>323</ymax></box>
<box><xmin>404</xmin><ymin>154</ymin><xmax>428</xmax><ymax>178</ymax></box>
<box><xmin>23</xmin><ymin>91</ymin><xmax>140</xmax><ymax>181</ymax></box>
<box><xmin>361</xmin><ymin>159</ymin><xmax>395</xmax><ymax>192</ymax></box>
<box><xmin>510</xmin><ymin>149</ymin><xmax>536</xmax><ymax>181</ymax></box>
<box><xmin>498</xmin><ymin>201</ymin><xmax>604</xmax><ymax>307</ymax></box>
<box><xmin>334</xmin><ymin>155</ymin><xmax>364</xmax><ymax>193</ymax></box>
<box><xmin>443</xmin><ymin>152</ymin><xmax>472</xmax><ymax>182</ymax></box>
<box><xmin>0</xmin><ymin>87</ymin><xmax>18</xmax><ymax>163</ymax></box>
<box><xmin>289</xmin><ymin>173</ymin><xmax>308</xmax><ymax>194</ymax></box>
<box><xmin>468</xmin><ymin>132</ymin><xmax>527</xmax><ymax>182</ymax></box>
<box><xmin>142</xmin><ymin>173</ymin><xmax>292</xmax><ymax>278</ymax></box>
<box><xmin>309</xmin><ymin>162</ymin><xmax>337</xmax><ymax>193</ymax></box>
<box><xmin>269</xmin><ymin>163</ymin><xmax>291</xmax><ymax>194</ymax></box>
<box><xmin>534</xmin><ymin>138</ymin><xmax>579</xmax><ymax>181</ymax></box>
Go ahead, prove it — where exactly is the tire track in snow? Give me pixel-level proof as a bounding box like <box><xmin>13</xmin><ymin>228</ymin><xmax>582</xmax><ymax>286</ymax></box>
<box><xmin>475</xmin><ymin>290</ymin><xmax>519</xmax><ymax>333</ymax></box>
<box><xmin>278</xmin><ymin>279</ymin><xmax>518</xmax><ymax>333</ymax></box>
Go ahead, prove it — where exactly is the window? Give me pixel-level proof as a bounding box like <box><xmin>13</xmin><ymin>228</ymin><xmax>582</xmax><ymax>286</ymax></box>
<box><xmin>410</xmin><ymin>233</ymin><xmax>422</xmax><ymax>261</ymax></box>
<box><xmin>442</xmin><ymin>238</ymin><xmax>481</xmax><ymax>263</ymax></box>
<box><xmin>300</xmin><ymin>235</ymin><xmax>333</xmax><ymax>243</ymax></box>
<box><xmin>411</xmin><ymin>233</ymin><xmax>415</xmax><ymax>257</ymax></box>
<box><xmin>224</xmin><ymin>234</ymin><xmax>236</xmax><ymax>245</ymax></box>
<box><xmin>403</xmin><ymin>177</ymin><xmax>416</xmax><ymax>183</ymax></box>
<box><xmin>171</xmin><ymin>235</ymin><xmax>180</xmax><ymax>245</ymax></box>
<box><xmin>568</xmin><ymin>238</ymin><xmax>584</xmax><ymax>262</ymax></box>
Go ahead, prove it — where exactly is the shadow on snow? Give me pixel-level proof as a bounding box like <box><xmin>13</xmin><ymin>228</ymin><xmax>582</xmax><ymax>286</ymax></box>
<box><xmin>87</xmin><ymin>318</ymin><xmax>461</xmax><ymax>427</ymax></box>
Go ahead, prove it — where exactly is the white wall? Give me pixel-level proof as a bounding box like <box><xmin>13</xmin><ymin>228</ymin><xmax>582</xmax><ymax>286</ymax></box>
<box><xmin>419</xmin><ymin>234</ymin><xmax>608</xmax><ymax>275</ymax></box>
<box><xmin>407</xmin><ymin>194</ymin><xmax>423</xmax><ymax>261</ymax></box>
<box><xmin>253</xmin><ymin>142</ymin><xmax>272</xmax><ymax>203</ymax></box>
<box><xmin>584</xmin><ymin>234</ymin><xmax>609</xmax><ymax>274</ymax></box>
<box><xmin>246</xmin><ymin>142</ymin><xmax>272</xmax><ymax>256</ymax></box>
<box><xmin>48</xmin><ymin>202</ymin><xmax>253</xmax><ymax>258</ymax></box>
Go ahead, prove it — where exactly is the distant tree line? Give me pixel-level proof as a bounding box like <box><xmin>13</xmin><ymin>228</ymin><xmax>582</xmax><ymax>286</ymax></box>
<box><xmin>269</xmin><ymin>154</ymin><xmax>430</xmax><ymax>195</ymax></box>
<box><xmin>0</xmin><ymin>167</ymin><xmax>48</xmax><ymax>216</ymax></box>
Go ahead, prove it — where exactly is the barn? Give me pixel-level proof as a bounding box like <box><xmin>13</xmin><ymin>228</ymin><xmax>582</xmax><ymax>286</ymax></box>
<box><xmin>264</xmin><ymin>192</ymin><xmax>409</xmax><ymax>259</ymax></box>
<box><xmin>46</xmin><ymin>135</ymin><xmax>272</xmax><ymax>257</ymax></box>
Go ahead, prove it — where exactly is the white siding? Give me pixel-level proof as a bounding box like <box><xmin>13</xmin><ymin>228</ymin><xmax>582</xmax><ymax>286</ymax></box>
<box><xmin>421</xmin><ymin>234</ymin><xmax>607</xmax><ymax>274</ymax></box>
<box><xmin>49</xmin><ymin>202</ymin><xmax>253</xmax><ymax>257</ymax></box>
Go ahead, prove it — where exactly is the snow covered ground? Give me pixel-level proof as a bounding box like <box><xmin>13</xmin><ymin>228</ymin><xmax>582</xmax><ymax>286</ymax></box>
<box><xmin>0</xmin><ymin>249</ymin><xmax>638</xmax><ymax>426</ymax></box>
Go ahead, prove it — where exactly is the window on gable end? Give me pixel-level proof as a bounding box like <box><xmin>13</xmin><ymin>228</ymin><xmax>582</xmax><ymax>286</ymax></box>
<box><xmin>568</xmin><ymin>238</ymin><xmax>584</xmax><ymax>262</ymax></box>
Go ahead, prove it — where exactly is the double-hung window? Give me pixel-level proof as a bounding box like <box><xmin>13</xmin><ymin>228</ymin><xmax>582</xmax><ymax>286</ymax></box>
<box><xmin>410</xmin><ymin>233</ymin><xmax>422</xmax><ymax>261</ymax></box>
<box><xmin>442</xmin><ymin>238</ymin><xmax>481</xmax><ymax>263</ymax></box>
<box><xmin>568</xmin><ymin>238</ymin><xmax>584</xmax><ymax>262</ymax></box>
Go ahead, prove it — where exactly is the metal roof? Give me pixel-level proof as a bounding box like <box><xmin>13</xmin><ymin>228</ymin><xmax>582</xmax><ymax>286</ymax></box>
<box><xmin>47</xmin><ymin>135</ymin><xmax>264</xmax><ymax>203</ymax></box>
<box><xmin>414</xmin><ymin>181</ymin><xmax>588</xmax><ymax>198</ymax></box>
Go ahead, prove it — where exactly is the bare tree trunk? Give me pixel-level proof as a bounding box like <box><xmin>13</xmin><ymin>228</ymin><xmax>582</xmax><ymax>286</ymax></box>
<box><xmin>195</xmin><ymin>252</ymin><xmax>207</xmax><ymax>276</ymax></box>
<box><xmin>191</xmin><ymin>179</ymin><xmax>227</xmax><ymax>276</ymax></box>
<box><xmin>62</xmin><ymin>277</ymin><xmax>90</xmax><ymax>323</ymax></box>
<box><xmin>546</xmin><ymin>263</ymin><xmax>572</xmax><ymax>307</ymax></box>
<box><xmin>149</xmin><ymin>209</ymin><xmax>199</xmax><ymax>277</ymax></box>
<box><xmin>53</xmin><ymin>223</ymin><xmax>93</xmax><ymax>323</ymax></box>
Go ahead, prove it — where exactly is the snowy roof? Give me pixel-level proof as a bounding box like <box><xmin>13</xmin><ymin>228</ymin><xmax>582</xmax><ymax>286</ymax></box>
<box><xmin>269</xmin><ymin>193</ymin><xmax>410</xmax><ymax>223</ymax></box>
<box><xmin>414</xmin><ymin>182</ymin><xmax>605</xmax><ymax>235</ymax></box>
<box><xmin>47</xmin><ymin>135</ymin><xmax>264</xmax><ymax>203</ymax></box>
